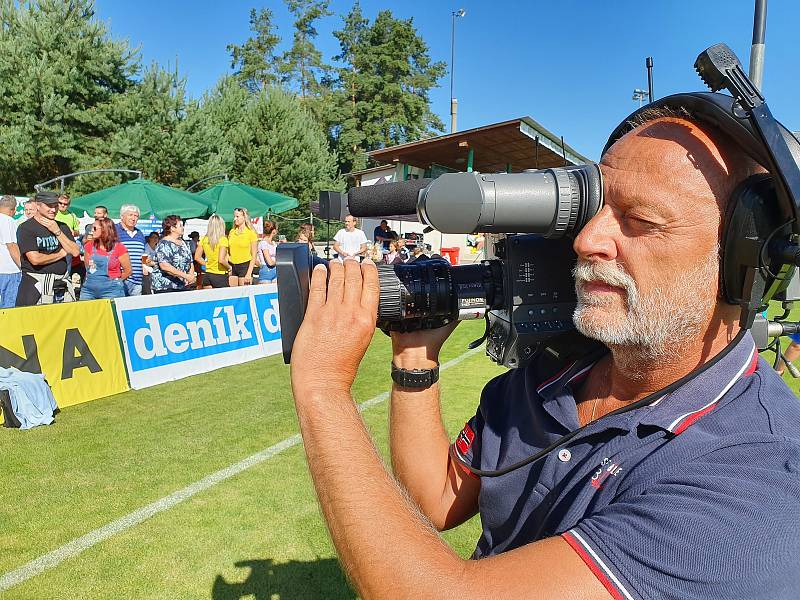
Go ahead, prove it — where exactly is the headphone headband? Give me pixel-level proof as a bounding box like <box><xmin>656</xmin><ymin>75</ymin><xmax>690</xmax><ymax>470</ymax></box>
<box><xmin>602</xmin><ymin>92</ymin><xmax>800</xmax><ymax>172</ymax></box>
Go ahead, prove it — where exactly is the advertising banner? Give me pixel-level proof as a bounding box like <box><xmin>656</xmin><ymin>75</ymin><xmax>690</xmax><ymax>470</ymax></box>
<box><xmin>0</xmin><ymin>300</ymin><xmax>130</xmax><ymax>409</ymax></box>
<box><xmin>114</xmin><ymin>285</ymin><xmax>282</xmax><ymax>389</ymax></box>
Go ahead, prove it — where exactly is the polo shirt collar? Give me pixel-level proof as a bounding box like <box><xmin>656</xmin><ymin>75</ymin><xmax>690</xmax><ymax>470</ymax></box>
<box><xmin>634</xmin><ymin>331</ymin><xmax>758</xmax><ymax>434</ymax></box>
<box><xmin>535</xmin><ymin>352</ymin><xmax>603</xmax><ymax>432</ymax></box>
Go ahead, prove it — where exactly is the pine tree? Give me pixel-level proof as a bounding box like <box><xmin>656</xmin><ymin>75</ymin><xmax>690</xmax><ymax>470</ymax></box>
<box><xmin>325</xmin><ymin>6</ymin><xmax>446</xmax><ymax>174</ymax></box>
<box><xmin>0</xmin><ymin>0</ymin><xmax>137</xmax><ymax>193</ymax></box>
<box><xmin>194</xmin><ymin>77</ymin><xmax>340</xmax><ymax>211</ymax></box>
<box><xmin>72</xmin><ymin>64</ymin><xmax>226</xmax><ymax>194</ymax></box>
<box><xmin>280</xmin><ymin>0</ymin><xmax>331</xmax><ymax>100</ymax></box>
<box><xmin>227</xmin><ymin>8</ymin><xmax>282</xmax><ymax>93</ymax></box>
<box><xmin>328</xmin><ymin>2</ymin><xmax>369</xmax><ymax>172</ymax></box>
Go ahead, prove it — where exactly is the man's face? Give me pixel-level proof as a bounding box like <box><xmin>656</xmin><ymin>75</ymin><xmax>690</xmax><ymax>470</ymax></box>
<box><xmin>24</xmin><ymin>203</ymin><xmax>36</xmax><ymax>218</ymax></box>
<box><xmin>121</xmin><ymin>210</ymin><xmax>139</xmax><ymax>229</ymax></box>
<box><xmin>345</xmin><ymin>216</ymin><xmax>356</xmax><ymax>231</ymax></box>
<box><xmin>572</xmin><ymin>118</ymin><xmax>726</xmax><ymax>357</ymax></box>
<box><xmin>57</xmin><ymin>197</ymin><xmax>70</xmax><ymax>214</ymax></box>
<box><xmin>380</xmin><ymin>222</ymin><xmax>389</xmax><ymax>231</ymax></box>
<box><xmin>94</xmin><ymin>207</ymin><xmax>107</xmax><ymax>220</ymax></box>
<box><xmin>37</xmin><ymin>201</ymin><xmax>57</xmax><ymax>220</ymax></box>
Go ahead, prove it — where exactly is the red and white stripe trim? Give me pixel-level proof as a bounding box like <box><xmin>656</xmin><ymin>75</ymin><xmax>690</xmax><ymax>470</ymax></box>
<box><xmin>563</xmin><ymin>529</ymin><xmax>636</xmax><ymax>600</ymax></box>
<box><xmin>667</xmin><ymin>342</ymin><xmax>757</xmax><ymax>434</ymax></box>
<box><xmin>536</xmin><ymin>361</ymin><xmax>576</xmax><ymax>394</ymax></box>
<box><xmin>536</xmin><ymin>361</ymin><xmax>595</xmax><ymax>394</ymax></box>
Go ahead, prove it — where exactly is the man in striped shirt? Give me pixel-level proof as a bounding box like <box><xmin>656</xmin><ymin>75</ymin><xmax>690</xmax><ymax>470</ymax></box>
<box><xmin>115</xmin><ymin>204</ymin><xmax>146</xmax><ymax>296</ymax></box>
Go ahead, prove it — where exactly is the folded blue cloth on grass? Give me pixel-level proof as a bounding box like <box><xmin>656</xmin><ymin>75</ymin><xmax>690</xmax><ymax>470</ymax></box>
<box><xmin>0</xmin><ymin>367</ymin><xmax>58</xmax><ymax>429</ymax></box>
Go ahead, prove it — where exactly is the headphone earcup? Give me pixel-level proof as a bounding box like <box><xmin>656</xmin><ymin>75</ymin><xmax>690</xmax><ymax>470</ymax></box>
<box><xmin>720</xmin><ymin>174</ymin><xmax>787</xmax><ymax>305</ymax></box>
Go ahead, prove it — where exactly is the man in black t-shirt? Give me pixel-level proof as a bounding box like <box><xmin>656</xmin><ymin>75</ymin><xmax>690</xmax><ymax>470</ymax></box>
<box><xmin>16</xmin><ymin>191</ymin><xmax>80</xmax><ymax>306</ymax></box>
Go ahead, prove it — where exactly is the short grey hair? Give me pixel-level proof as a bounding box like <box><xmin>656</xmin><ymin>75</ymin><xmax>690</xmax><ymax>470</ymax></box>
<box><xmin>120</xmin><ymin>204</ymin><xmax>140</xmax><ymax>217</ymax></box>
<box><xmin>625</xmin><ymin>105</ymin><xmax>692</xmax><ymax>130</ymax></box>
<box><xmin>0</xmin><ymin>195</ymin><xmax>16</xmax><ymax>210</ymax></box>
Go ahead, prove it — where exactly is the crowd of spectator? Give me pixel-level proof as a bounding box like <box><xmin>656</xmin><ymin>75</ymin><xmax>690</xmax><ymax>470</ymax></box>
<box><xmin>331</xmin><ymin>216</ymin><xmax>430</xmax><ymax>265</ymax></box>
<box><xmin>0</xmin><ymin>193</ymin><xmax>317</xmax><ymax>308</ymax></box>
<box><xmin>0</xmin><ymin>194</ymin><xmax>436</xmax><ymax>310</ymax></box>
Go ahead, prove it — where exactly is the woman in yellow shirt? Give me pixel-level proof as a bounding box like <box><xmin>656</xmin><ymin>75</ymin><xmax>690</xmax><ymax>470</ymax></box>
<box><xmin>222</xmin><ymin>207</ymin><xmax>258</xmax><ymax>286</ymax></box>
<box><xmin>194</xmin><ymin>214</ymin><xmax>230</xmax><ymax>289</ymax></box>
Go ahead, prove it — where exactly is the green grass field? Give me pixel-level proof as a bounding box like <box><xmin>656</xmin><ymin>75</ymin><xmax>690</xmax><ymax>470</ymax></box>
<box><xmin>0</xmin><ymin>320</ymin><xmax>504</xmax><ymax>599</ymax></box>
<box><xmin>3</xmin><ymin>317</ymin><xmax>799</xmax><ymax>599</ymax></box>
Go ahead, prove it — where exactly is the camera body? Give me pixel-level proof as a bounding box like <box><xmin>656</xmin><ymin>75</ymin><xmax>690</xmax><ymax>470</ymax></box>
<box><xmin>484</xmin><ymin>234</ymin><xmax>579</xmax><ymax>368</ymax></box>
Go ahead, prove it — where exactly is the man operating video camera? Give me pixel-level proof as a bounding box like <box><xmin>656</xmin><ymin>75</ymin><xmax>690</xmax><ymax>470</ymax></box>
<box><xmin>288</xmin><ymin>107</ymin><xmax>800</xmax><ymax>599</ymax></box>
<box><xmin>286</xmin><ymin>41</ymin><xmax>800</xmax><ymax>598</ymax></box>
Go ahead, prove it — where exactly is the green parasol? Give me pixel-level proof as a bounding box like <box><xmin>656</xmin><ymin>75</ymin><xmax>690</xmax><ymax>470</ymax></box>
<box><xmin>196</xmin><ymin>181</ymin><xmax>298</xmax><ymax>221</ymax></box>
<box><xmin>70</xmin><ymin>179</ymin><xmax>209</xmax><ymax>220</ymax></box>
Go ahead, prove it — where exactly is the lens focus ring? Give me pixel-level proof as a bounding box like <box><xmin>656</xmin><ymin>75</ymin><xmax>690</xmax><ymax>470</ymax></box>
<box><xmin>377</xmin><ymin>265</ymin><xmax>404</xmax><ymax>321</ymax></box>
<box><xmin>552</xmin><ymin>168</ymin><xmax>580</xmax><ymax>235</ymax></box>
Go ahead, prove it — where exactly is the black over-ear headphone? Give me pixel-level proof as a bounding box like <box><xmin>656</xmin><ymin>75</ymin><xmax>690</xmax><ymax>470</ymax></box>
<box><xmin>600</xmin><ymin>45</ymin><xmax>800</xmax><ymax>331</ymax></box>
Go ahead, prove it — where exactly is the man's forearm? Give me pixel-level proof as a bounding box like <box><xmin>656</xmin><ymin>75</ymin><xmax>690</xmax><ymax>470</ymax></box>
<box><xmin>25</xmin><ymin>250</ymin><xmax>66</xmax><ymax>266</ymax></box>
<box><xmin>390</xmin><ymin>373</ymin><xmax>459</xmax><ymax>529</ymax></box>
<box><xmin>6</xmin><ymin>243</ymin><xmax>20</xmax><ymax>267</ymax></box>
<box><xmin>294</xmin><ymin>387</ymin><xmax>466</xmax><ymax>599</ymax></box>
<box><xmin>389</xmin><ymin>329</ymin><xmax>479</xmax><ymax>530</ymax></box>
<box><xmin>59</xmin><ymin>236</ymin><xmax>79</xmax><ymax>257</ymax></box>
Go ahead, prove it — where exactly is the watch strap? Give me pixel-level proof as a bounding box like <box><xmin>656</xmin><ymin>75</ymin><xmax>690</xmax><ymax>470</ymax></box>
<box><xmin>391</xmin><ymin>362</ymin><xmax>440</xmax><ymax>389</ymax></box>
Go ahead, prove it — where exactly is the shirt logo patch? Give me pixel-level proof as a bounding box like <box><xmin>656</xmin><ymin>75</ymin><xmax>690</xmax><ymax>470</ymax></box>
<box><xmin>590</xmin><ymin>457</ymin><xmax>622</xmax><ymax>490</ymax></box>
<box><xmin>455</xmin><ymin>423</ymin><xmax>475</xmax><ymax>455</ymax></box>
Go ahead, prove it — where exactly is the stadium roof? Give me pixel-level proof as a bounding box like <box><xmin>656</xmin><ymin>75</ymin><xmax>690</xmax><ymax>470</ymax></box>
<box><xmin>362</xmin><ymin>116</ymin><xmax>590</xmax><ymax>176</ymax></box>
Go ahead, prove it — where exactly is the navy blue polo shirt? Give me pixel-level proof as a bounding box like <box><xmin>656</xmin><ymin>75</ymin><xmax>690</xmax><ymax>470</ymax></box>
<box><xmin>453</xmin><ymin>332</ymin><xmax>800</xmax><ymax>599</ymax></box>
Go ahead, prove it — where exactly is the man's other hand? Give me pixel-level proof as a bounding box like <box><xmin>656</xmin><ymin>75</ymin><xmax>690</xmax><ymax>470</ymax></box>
<box><xmin>291</xmin><ymin>259</ymin><xmax>379</xmax><ymax>394</ymax></box>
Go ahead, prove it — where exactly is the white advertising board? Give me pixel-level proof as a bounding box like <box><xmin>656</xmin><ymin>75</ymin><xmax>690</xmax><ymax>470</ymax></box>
<box><xmin>114</xmin><ymin>284</ymin><xmax>281</xmax><ymax>389</ymax></box>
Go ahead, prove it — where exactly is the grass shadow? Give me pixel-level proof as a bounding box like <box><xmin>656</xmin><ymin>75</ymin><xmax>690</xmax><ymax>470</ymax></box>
<box><xmin>212</xmin><ymin>558</ymin><xmax>356</xmax><ymax>600</ymax></box>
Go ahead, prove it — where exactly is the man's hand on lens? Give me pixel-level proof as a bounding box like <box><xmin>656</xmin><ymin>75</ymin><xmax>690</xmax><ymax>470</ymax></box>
<box><xmin>291</xmin><ymin>259</ymin><xmax>379</xmax><ymax>394</ymax></box>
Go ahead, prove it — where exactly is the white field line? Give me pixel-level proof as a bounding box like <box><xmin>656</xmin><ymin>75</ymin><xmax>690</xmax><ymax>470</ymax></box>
<box><xmin>0</xmin><ymin>346</ymin><xmax>482</xmax><ymax>592</ymax></box>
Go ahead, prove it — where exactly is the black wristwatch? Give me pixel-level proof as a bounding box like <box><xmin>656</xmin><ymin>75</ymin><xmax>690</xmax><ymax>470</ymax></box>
<box><xmin>391</xmin><ymin>362</ymin><xmax>440</xmax><ymax>389</ymax></box>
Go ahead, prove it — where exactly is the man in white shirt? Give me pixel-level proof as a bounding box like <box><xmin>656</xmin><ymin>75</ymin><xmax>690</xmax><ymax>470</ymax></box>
<box><xmin>333</xmin><ymin>215</ymin><xmax>368</xmax><ymax>262</ymax></box>
<box><xmin>0</xmin><ymin>195</ymin><xmax>22</xmax><ymax>308</ymax></box>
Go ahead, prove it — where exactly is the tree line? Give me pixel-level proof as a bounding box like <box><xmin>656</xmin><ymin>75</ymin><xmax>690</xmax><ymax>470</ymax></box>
<box><xmin>0</xmin><ymin>0</ymin><xmax>445</xmax><ymax>213</ymax></box>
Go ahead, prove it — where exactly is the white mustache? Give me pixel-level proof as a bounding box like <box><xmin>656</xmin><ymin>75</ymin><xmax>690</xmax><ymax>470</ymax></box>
<box><xmin>573</xmin><ymin>261</ymin><xmax>638</xmax><ymax>305</ymax></box>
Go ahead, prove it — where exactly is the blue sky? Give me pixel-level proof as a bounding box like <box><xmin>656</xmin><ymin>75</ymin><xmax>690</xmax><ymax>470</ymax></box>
<box><xmin>93</xmin><ymin>0</ymin><xmax>798</xmax><ymax>161</ymax></box>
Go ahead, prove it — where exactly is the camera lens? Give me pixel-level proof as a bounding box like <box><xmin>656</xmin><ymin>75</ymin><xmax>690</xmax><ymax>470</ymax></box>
<box><xmin>376</xmin><ymin>259</ymin><xmax>501</xmax><ymax>331</ymax></box>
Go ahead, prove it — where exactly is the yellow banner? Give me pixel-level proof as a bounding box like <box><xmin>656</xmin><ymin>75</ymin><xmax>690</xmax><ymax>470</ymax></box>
<box><xmin>0</xmin><ymin>300</ymin><xmax>129</xmax><ymax>412</ymax></box>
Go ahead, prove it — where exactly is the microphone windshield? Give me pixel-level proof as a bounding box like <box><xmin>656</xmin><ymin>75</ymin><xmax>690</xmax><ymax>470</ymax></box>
<box><xmin>348</xmin><ymin>178</ymin><xmax>432</xmax><ymax>217</ymax></box>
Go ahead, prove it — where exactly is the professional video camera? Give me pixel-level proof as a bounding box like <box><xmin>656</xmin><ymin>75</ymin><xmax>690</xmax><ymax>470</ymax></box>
<box><xmin>277</xmin><ymin>42</ymin><xmax>800</xmax><ymax>371</ymax></box>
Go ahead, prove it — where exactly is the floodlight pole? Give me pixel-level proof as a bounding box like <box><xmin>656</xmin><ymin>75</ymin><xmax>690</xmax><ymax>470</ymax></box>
<box><xmin>34</xmin><ymin>169</ymin><xmax>142</xmax><ymax>193</ymax></box>
<box><xmin>450</xmin><ymin>8</ymin><xmax>466</xmax><ymax>133</ymax></box>
<box><xmin>749</xmin><ymin>0</ymin><xmax>767</xmax><ymax>89</ymax></box>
